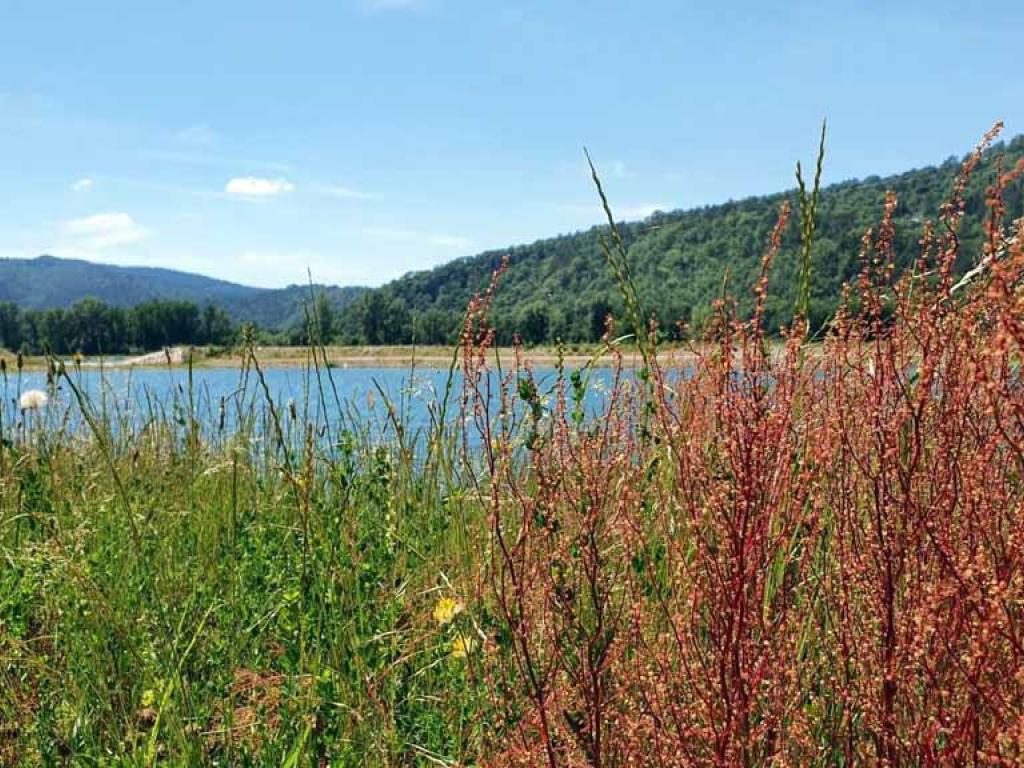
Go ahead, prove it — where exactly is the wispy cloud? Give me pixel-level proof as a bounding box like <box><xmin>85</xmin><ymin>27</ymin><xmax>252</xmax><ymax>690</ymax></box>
<box><xmin>225</xmin><ymin>176</ymin><xmax>295</xmax><ymax>198</ymax></box>
<box><xmin>63</xmin><ymin>212</ymin><xmax>149</xmax><ymax>248</ymax></box>
<box><xmin>321</xmin><ymin>184</ymin><xmax>377</xmax><ymax>201</ymax></box>
<box><xmin>70</xmin><ymin>177</ymin><xmax>94</xmax><ymax>192</ymax></box>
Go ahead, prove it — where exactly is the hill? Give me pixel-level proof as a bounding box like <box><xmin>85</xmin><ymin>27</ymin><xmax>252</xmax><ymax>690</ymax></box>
<box><xmin>329</xmin><ymin>134</ymin><xmax>1024</xmax><ymax>345</ymax></box>
<box><xmin>3</xmin><ymin>134</ymin><xmax>1023</xmax><ymax>348</ymax></box>
<box><xmin>0</xmin><ymin>255</ymin><xmax>366</xmax><ymax>329</ymax></box>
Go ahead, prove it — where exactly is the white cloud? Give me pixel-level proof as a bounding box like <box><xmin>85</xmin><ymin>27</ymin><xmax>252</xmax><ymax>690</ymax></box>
<box><xmin>70</xmin><ymin>177</ymin><xmax>94</xmax><ymax>192</ymax></box>
<box><xmin>225</xmin><ymin>176</ymin><xmax>295</xmax><ymax>197</ymax></box>
<box><xmin>63</xmin><ymin>212</ymin><xmax>149</xmax><ymax>248</ymax></box>
<box><xmin>322</xmin><ymin>184</ymin><xmax>377</xmax><ymax>201</ymax></box>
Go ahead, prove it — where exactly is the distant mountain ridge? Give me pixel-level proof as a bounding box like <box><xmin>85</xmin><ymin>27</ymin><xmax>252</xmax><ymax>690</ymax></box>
<box><xmin>0</xmin><ymin>255</ymin><xmax>366</xmax><ymax>329</ymax></box>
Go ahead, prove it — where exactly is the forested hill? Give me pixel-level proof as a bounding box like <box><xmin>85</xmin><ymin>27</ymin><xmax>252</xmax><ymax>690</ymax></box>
<box><xmin>4</xmin><ymin>135</ymin><xmax>1023</xmax><ymax>350</ymax></box>
<box><xmin>331</xmin><ymin>134</ymin><xmax>1024</xmax><ymax>345</ymax></box>
<box><xmin>0</xmin><ymin>255</ymin><xmax>365</xmax><ymax>329</ymax></box>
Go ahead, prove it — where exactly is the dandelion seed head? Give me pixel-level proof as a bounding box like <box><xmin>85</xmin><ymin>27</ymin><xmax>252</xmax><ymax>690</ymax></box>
<box><xmin>19</xmin><ymin>389</ymin><xmax>48</xmax><ymax>411</ymax></box>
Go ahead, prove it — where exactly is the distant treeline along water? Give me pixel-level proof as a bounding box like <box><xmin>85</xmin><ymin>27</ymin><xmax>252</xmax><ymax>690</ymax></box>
<box><xmin>1</xmin><ymin>134</ymin><xmax>1022</xmax><ymax>355</ymax></box>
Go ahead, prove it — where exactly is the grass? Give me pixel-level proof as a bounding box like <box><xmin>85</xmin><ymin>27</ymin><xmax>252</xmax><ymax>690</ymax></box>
<box><xmin>1</xmin><ymin>355</ymin><xmax>495</xmax><ymax>765</ymax></box>
<box><xmin>3</xmin><ymin>124</ymin><xmax>1024</xmax><ymax>766</ymax></box>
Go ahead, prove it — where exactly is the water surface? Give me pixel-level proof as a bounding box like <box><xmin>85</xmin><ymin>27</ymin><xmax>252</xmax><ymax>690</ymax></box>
<box><xmin>1</xmin><ymin>364</ymin><xmax>621</xmax><ymax>447</ymax></box>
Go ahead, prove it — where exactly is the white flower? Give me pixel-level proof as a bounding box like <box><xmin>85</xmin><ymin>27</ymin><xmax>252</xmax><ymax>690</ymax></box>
<box><xmin>19</xmin><ymin>389</ymin><xmax>49</xmax><ymax>411</ymax></box>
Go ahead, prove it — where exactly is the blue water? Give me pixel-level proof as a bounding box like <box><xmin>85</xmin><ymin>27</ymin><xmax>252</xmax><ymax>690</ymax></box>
<box><xmin>0</xmin><ymin>364</ymin><xmax>622</xmax><ymax>446</ymax></box>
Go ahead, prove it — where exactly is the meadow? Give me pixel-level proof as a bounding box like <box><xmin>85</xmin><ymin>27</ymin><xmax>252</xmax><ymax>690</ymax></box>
<box><xmin>3</xmin><ymin>125</ymin><xmax>1024</xmax><ymax>766</ymax></box>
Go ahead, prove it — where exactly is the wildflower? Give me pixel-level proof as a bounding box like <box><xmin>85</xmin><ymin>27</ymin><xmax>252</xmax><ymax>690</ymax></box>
<box><xmin>19</xmin><ymin>389</ymin><xmax>48</xmax><ymax>411</ymax></box>
<box><xmin>450</xmin><ymin>634</ymin><xmax>477</xmax><ymax>659</ymax></box>
<box><xmin>136</xmin><ymin>707</ymin><xmax>157</xmax><ymax>729</ymax></box>
<box><xmin>433</xmin><ymin>596</ymin><xmax>464</xmax><ymax>626</ymax></box>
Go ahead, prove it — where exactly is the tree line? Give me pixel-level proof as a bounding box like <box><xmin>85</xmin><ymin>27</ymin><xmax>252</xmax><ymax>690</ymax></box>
<box><xmin>0</xmin><ymin>297</ymin><xmax>235</xmax><ymax>355</ymax></box>
<box><xmin>291</xmin><ymin>291</ymin><xmax>613</xmax><ymax>346</ymax></box>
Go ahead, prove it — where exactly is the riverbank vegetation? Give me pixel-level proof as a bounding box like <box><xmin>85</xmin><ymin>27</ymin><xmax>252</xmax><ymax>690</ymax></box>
<box><xmin>3</xmin><ymin>124</ymin><xmax>1024</xmax><ymax>765</ymax></box>
<box><xmin>0</xmin><ymin>298</ymin><xmax>236</xmax><ymax>356</ymax></box>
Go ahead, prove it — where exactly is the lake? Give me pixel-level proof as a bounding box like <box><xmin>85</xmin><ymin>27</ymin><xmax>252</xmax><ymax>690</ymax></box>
<box><xmin>0</xmin><ymin>364</ymin><xmax>623</xmax><ymax>447</ymax></box>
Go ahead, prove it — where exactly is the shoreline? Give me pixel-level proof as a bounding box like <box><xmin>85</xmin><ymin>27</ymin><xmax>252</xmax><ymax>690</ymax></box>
<box><xmin>2</xmin><ymin>344</ymin><xmax>669</xmax><ymax>372</ymax></box>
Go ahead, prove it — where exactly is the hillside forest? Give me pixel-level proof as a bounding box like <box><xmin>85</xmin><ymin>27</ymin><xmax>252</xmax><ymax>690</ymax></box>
<box><xmin>1</xmin><ymin>135</ymin><xmax>1022</xmax><ymax>355</ymax></box>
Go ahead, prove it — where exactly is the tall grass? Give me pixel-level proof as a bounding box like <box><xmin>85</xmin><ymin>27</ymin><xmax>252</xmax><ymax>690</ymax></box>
<box><xmin>1</xmin><ymin>356</ymin><xmax>494</xmax><ymax>765</ymax></box>
<box><xmin>2</xmin><ymin>123</ymin><xmax>1024</xmax><ymax>766</ymax></box>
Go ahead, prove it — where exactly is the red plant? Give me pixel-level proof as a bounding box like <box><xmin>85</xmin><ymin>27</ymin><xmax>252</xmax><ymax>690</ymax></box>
<box><xmin>464</xmin><ymin>124</ymin><xmax>1024</xmax><ymax>767</ymax></box>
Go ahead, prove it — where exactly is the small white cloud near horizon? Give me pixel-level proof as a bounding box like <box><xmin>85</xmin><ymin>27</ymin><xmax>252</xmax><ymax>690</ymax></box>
<box><xmin>225</xmin><ymin>176</ymin><xmax>295</xmax><ymax>198</ymax></box>
<box><xmin>70</xmin><ymin>177</ymin><xmax>94</xmax><ymax>192</ymax></box>
<box><xmin>63</xmin><ymin>212</ymin><xmax>150</xmax><ymax>249</ymax></box>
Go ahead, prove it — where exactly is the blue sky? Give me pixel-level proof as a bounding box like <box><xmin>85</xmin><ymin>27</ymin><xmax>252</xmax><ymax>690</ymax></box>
<box><xmin>1</xmin><ymin>1</ymin><xmax>1021</xmax><ymax>288</ymax></box>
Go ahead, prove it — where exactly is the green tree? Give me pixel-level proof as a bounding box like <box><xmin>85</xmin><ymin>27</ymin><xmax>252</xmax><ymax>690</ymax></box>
<box><xmin>201</xmin><ymin>304</ymin><xmax>234</xmax><ymax>345</ymax></box>
<box><xmin>360</xmin><ymin>292</ymin><xmax>389</xmax><ymax>345</ymax></box>
<box><xmin>589</xmin><ymin>298</ymin><xmax>614</xmax><ymax>341</ymax></box>
<box><xmin>314</xmin><ymin>293</ymin><xmax>336</xmax><ymax>344</ymax></box>
<box><xmin>383</xmin><ymin>297</ymin><xmax>411</xmax><ymax>344</ymax></box>
<box><xmin>0</xmin><ymin>303</ymin><xmax>21</xmax><ymax>351</ymax></box>
<box><xmin>517</xmin><ymin>303</ymin><xmax>550</xmax><ymax>345</ymax></box>
<box><xmin>67</xmin><ymin>298</ymin><xmax>123</xmax><ymax>355</ymax></box>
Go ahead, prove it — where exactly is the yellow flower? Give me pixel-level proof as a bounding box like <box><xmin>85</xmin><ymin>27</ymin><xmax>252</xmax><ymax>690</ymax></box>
<box><xmin>433</xmin><ymin>596</ymin><xmax>464</xmax><ymax>626</ymax></box>
<box><xmin>450</xmin><ymin>634</ymin><xmax>478</xmax><ymax>659</ymax></box>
